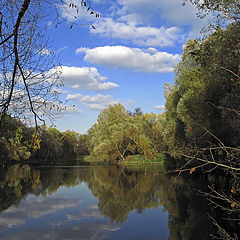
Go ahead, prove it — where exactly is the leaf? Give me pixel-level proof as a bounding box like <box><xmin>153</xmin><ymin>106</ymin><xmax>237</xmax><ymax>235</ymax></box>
<box><xmin>70</xmin><ymin>24</ymin><xmax>73</xmax><ymax>29</ymax></box>
<box><xmin>231</xmin><ymin>202</ymin><xmax>236</xmax><ymax>208</ymax></box>
<box><xmin>92</xmin><ymin>25</ymin><xmax>96</xmax><ymax>29</ymax></box>
<box><xmin>87</xmin><ymin>7</ymin><xmax>91</xmax><ymax>11</ymax></box>
<box><xmin>190</xmin><ymin>167</ymin><xmax>196</xmax><ymax>174</ymax></box>
<box><xmin>90</xmin><ymin>11</ymin><xmax>94</xmax><ymax>15</ymax></box>
<box><xmin>231</xmin><ymin>187</ymin><xmax>236</xmax><ymax>194</ymax></box>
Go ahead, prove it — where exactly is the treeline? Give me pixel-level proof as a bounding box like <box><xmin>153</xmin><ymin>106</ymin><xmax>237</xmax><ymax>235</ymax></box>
<box><xmin>0</xmin><ymin>115</ymin><xmax>89</xmax><ymax>164</ymax></box>
<box><xmin>0</xmin><ymin>106</ymin><xmax>166</xmax><ymax>165</ymax></box>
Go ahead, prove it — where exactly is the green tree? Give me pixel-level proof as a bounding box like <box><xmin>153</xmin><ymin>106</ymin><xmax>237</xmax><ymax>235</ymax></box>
<box><xmin>140</xmin><ymin>112</ymin><xmax>168</xmax><ymax>153</ymax></box>
<box><xmin>34</xmin><ymin>126</ymin><xmax>63</xmax><ymax>162</ymax></box>
<box><xmin>88</xmin><ymin>104</ymin><xmax>134</xmax><ymax>162</ymax></box>
<box><xmin>0</xmin><ymin>115</ymin><xmax>34</xmax><ymax>162</ymax></box>
<box><xmin>164</xmin><ymin>23</ymin><xmax>240</xmax><ymax>155</ymax></box>
<box><xmin>87</xmin><ymin>104</ymin><xmax>153</xmax><ymax>163</ymax></box>
<box><xmin>62</xmin><ymin>130</ymin><xmax>79</xmax><ymax>158</ymax></box>
<box><xmin>163</xmin><ymin>22</ymin><xmax>240</xmax><ymax>240</ymax></box>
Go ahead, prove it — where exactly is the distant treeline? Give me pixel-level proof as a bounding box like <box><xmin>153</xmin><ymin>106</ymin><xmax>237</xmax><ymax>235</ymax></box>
<box><xmin>0</xmin><ymin>115</ymin><xmax>89</xmax><ymax>164</ymax></box>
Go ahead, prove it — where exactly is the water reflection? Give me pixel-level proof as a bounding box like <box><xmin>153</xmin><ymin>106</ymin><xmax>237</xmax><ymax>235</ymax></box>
<box><xmin>0</xmin><ymin>165</ymin><xmax>214</xmax><ymax>240</ymax></box>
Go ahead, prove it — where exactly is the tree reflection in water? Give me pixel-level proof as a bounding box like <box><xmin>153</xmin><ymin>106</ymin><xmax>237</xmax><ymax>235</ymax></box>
<box><xmin>0</xmin><ymin>165</ymin><xmax>214</xmax><ymax>239</ymax></box>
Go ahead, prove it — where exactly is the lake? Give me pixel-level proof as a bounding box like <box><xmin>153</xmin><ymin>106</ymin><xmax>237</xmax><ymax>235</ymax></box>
<box><xmin>0</xmin><ymin>165</ymin><xmax>214</xmax><ymax>240</ymax></box>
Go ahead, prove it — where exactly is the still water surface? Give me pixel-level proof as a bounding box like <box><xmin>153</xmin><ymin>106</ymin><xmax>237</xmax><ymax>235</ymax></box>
<box><xmin>0</xmin><ymin>165</ymin><xmax>213</xmax><ymax>240</ymax></box>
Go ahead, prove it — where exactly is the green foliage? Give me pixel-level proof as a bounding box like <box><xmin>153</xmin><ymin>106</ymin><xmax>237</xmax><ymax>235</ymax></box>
<box><xmin>140</xmin><ymin>112</ymin><xmax>168</xmax><ymax>153</ymax></box>
<box><xmin>88</xmin><ymin>104</ymin><xmax>136</xmax><ymax>162</ymax></box>
<box><xmin>0</xmin><ymin>116</ymin><xmax>32</xmax><ymax>162</ymax></box>
<box><xmin>87</xmin><ymin>104</ymin><xmax>166</xmax><ymax>163</ymax></box>
<box><xmin>163</xmin><ymin>21</ymin><xmax>240</xmax><ymax>240</ymax></box>
<box><xmin>163</xmin><ymin>85</ymin><xmax>186</xmax><ymax>157</ymax></box>
<box><xmin>163</xmin><ymin>23</ymin><xmax>240</xmax><ymax>157</ymax></box>
<box><xmin>0</xmin><ymin>115</ymin><xmax>89</xmax><ymax>164</ymax></box>
<box><xmin>121</xmin><ymin>154</ymin><xmax>165</xmax><ymax>169</ymax></box>
<box><xmin>33</xmin><ymin>126</ymin><xmax>89</xmax><ymax>163</ymax></box>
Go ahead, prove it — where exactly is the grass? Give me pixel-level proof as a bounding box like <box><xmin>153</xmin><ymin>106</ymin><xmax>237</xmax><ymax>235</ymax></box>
<box><xmin>75</xmin><ymin>153</ymin><xmax>166</xmax><ymax>168</ymax></box>
<box><xmin>121</xmin><ymin>153</ymin><xmax>165</xmax><ymax>167</ymax></box>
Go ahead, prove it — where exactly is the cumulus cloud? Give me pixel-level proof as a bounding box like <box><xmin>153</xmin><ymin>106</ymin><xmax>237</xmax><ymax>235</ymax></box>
<box><xmin>80</xmin><ymin>94</ymin><xmax>118</xmax><ymax>110</ymax></box>
<box><xmin>90</xmin><ymin>17</ymin><xmax>182</xmax><ymax>47</ymax></box>
<box><xmin>57</xmin><ymin>105</ymin><xmax>82</xmax><ymax>115</ymax></box>
<box><xmin>66</xmin><ymin>93</ymin><xmax>82</xmax><ymax>100</ymax></box>
<box><xmin>117</xmin><ymin>0</ymin><xmax>207</xmax><ymax>35</ymax></box>
<box><xmin>59</xmin><ymin>66</ymin><xmax>119</xmax><ymax>91</ymax></box>
<box><xmin>66</xmin><ymin>93</ymin><xmax>133</xmax><ymax>111</ymax></box>
<box><xmin>76</xmin><ymin>46</ymin><xmax>181</xmax><ymax>73</ymax></box>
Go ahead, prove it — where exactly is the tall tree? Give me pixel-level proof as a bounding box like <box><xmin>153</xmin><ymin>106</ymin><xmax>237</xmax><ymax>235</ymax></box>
<box><xmin>87</xmin><ymin>104</ymin><xmax>153</xmax><ymax>162</ymax></box>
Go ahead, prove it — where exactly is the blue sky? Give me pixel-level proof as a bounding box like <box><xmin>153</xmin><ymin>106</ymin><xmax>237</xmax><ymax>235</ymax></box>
<box><xmin>44</xmin><ymin>0</ymin><xmax>206</xmax><ymax>133</ymax></box>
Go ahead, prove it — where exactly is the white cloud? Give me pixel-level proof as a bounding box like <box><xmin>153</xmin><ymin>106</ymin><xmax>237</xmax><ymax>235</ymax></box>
<box><xmin>59</xmin><ymin>66</ymin><xmax>119</xmax><ymax>91</ymax></box>
<box><xmin>80</xmin><ymin>94</ymin><xmax>118</xmax><ymax>110</ymax></box>
<box><xmin>66</xmin><ymin>93</ymin><xmax>82</xmax><ymax>100</ymax></box>
<box><xmin>67</xmin><ymin>93</ymin><xmax>133</xmax><ymax>111</ymax></box>
<box><xmin>76</xmin><ymin>46</ymin><xmax>181</xmax><ymax>73</ymax></box>
<box><xmin>90</xmin><ymin>17</ymin><xmax>182</xmax><ymax>47</ymax></box>
<box><xmin>59</xmin><ymin>105</ymin><xmax>82</xmax><ymax>115</ymax></box>
<box><xmin>154</xmin><ymin>105</ymin><xmax>165</xmax><ymax>110</ymax></box>
<box><xmin>117</xmin><ymin>0</ymin><xmax>207</xmax><ymax>35</ymax></box>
